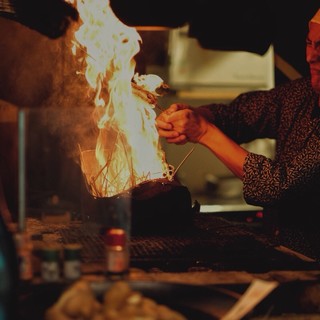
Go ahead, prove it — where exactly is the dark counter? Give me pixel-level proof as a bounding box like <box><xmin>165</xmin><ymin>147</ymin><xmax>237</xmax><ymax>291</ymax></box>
<box><xmin>17</xmin><ymin>212</ymin><xmax>320</xmax><ymax>320</ymax></box>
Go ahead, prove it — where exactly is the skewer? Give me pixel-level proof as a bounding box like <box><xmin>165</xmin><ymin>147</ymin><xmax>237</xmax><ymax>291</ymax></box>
<box><xmin>173</xmin><ymin>145</ymin><xmax>197</xmax><ymax>177</ymax></box>
<box><xmin>72</xmin><ymin>41</ymin><xmax>97</xmax><ymax>61</ymax></box>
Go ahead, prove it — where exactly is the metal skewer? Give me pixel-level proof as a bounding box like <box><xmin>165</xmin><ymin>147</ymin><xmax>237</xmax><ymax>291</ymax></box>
<box><xmin>173</xmin><ymin>145</ymin><xmax>196</xmax><ymax>177</ymax></box>
<box><xmin>18</xmin><ymin>109</ymin><xmax>26</xmax><ymax>232</ymax></box>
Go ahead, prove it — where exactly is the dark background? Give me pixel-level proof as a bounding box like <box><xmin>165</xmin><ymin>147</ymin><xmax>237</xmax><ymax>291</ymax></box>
<box><xmin>110</xmin><ymin>0</ymin><xmax>319</xmax><ymax>84</ymax></box>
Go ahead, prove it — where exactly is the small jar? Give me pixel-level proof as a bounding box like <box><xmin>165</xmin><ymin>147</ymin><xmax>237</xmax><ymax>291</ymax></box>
<box><xmin>41</xmin><ymin>246</ymin><xmax>60</xmax><ymax>282</ymax></box>
<box><xmin>14</xmin><ymin>232</ymin><xmax>33</xmax><ymax>281</ymax></box>
<box><xmin>63</xmin><ymin>244</ymin><xmax>82</xmax><ymax>281</ymax></box>
<box><xmin>105</xmin><ymin>228</ymin><xmax>129</xmax><ymax>279</ymax></box>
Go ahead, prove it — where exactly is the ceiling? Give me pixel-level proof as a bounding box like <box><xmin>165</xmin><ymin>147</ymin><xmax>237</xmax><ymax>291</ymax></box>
<box><xmin>110</xmin><ymin>0</ymin><xmax>319</xmax><ymax>78</ymax></box>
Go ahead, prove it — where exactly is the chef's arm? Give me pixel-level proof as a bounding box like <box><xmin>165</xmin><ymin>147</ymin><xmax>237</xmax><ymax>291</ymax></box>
<box><xmin>156</xmin><ymin>104</ymin><xmax>248</xmax><ymax>179</ymax></box>
<box><xmin>199</xmin><ymin>123</ymin><xmax>248</xmax><ymax>179</ymax></box>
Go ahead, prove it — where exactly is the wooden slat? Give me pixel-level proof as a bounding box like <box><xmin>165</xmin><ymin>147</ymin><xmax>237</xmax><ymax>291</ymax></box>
<box><xmin>274</xmin><ymin>53</ymin><xmax>302</xmax><ymax>80</ymax></box>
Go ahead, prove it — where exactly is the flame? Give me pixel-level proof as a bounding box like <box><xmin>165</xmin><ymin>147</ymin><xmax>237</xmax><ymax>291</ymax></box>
<box><xmin>70</xmin><ymin>0</ymin><xmax>173</xmax><ymax>197</ymax></box>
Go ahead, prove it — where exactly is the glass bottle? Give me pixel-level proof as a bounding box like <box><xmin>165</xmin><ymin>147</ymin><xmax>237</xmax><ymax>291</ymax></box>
<box><xmin>105</xmin><ymin>228</ymin><xmax>129</xmax><ymax>279</ymax></box>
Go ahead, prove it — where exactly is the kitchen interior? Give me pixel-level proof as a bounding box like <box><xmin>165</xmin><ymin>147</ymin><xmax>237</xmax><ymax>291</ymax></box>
<box><xmin>152</xmin><ymin>26</ymin><xmax>275</xmax><ymax>213</ymax></box>
<box><xmin>1</xmin><ymin>1</ymin><xmax>320</xmax><ymax>319</ymax></box>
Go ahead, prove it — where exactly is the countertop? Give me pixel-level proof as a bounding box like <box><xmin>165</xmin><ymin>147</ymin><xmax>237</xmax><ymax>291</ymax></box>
<box><xmin>15</xmin><ymin>212</ymin><xmax>320</xmax><ymax>319</ymax></box>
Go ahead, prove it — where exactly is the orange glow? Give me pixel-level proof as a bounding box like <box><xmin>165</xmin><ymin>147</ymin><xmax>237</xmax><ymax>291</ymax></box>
<box><xmin>71</xmin><ymin>0</ymin><xmax>173</xmax><ymax>197</ymax></box>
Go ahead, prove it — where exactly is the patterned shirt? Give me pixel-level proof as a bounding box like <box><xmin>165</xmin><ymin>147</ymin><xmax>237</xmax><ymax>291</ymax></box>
<box><xmin>197</xmin><ymin>77</ymin><xmax>320</xmax><ymax>230</ymax></box>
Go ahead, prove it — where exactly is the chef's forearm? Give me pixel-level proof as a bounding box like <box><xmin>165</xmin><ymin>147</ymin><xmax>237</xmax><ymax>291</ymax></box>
<box><xmin>199</xmin><ymin>124</ymin><xmax>248</xmax><ymax>180</ymax></box>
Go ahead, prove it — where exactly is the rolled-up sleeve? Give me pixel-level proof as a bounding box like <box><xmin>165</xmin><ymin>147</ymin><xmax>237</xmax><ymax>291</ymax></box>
<box><xmin>197</xmin><ymin>78</ymin><xmax>319</xmax><ymax>207</ymax></box>
<box><xmin>196</xmin><ymin>88</ymin><xmax>283</xmax><ymax>144</ymax></box>
<box><xmin>243</xmin><ymin>135</ymin><xmax>320</xmax><ymax>206</ymax></box>
<box><xmin>243</xmin><ymin>153</ymin><xmax>281</xmax><ymax>205</ymax></box>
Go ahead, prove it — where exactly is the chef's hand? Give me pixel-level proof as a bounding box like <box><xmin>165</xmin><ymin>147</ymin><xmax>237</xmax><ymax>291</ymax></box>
<box><xmin>9</xmin><ymin>0</ymin><xmax>79</xmax><ymax>39</ymax></box>
<box><xmin>156</xmin><ymin>103</ymin><xmax>209</xmax><ymax>144</ymax></box>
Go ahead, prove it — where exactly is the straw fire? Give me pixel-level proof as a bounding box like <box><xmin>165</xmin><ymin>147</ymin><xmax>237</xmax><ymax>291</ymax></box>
<box><xmin>69</xmin><ymin>0</ymin><xmax>174</xmax><ymax>198</ymax></box>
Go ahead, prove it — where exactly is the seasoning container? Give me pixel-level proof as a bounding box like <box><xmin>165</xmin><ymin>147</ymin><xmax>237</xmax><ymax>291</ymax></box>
<box><xmin>41</xmin><ymin>246</ymin><xmax>61</xmax><ymax>282</ymax></box>
<box><xmin>63</xmin><ymin>243</ymin><xmax>82</xmax><ymax>281</ymax></box>
<box><xmin>14</xmin><ymin>232</ymin><xmax>33</xmax><ymax>282</ymax></box>
<box><xmin>105</xmin><ymin>228</ymin><xmax>129</xmax><ymax>279</ymax></box>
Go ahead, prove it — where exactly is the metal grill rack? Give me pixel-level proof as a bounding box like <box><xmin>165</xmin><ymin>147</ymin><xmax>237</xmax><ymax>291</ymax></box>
<box><xmin>58</xmin><ymin>214</ymin><xmax>320</xmax><ymax>273</ymax></box>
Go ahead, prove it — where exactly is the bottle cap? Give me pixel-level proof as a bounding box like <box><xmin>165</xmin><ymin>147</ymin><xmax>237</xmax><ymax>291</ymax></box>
<box><xmin>64</xmin><ymin>244</ymin><xmax>82</xmax><ymax>260</ymax></box>
<box><xmin>105</xmin><ymin>228</ymin><xmax>126</xmax><ymax>246</ymax></box>
<box><xmin>41</xmin><ymin>246</ymin><xmax>60</xmax><ymax>262</ymax></box>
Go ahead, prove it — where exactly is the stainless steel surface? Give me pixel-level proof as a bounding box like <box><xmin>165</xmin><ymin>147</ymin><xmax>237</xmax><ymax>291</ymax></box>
<box><xmin>200</xmin><ymin>203</ymin><xmax>263</xmax><ymax>213</ymax></box>
<box><xmin>193</xmin><ymin>193</ymin><xmax>263</xmax><ymax>213</ymax></box>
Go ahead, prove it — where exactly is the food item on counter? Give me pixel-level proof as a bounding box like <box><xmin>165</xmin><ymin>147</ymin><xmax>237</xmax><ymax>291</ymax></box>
<box><xmin>45</xmin><ymin>280</ymin><xmax>100</xmax><ymax>320</ymax></box>
<box><xmin>45</xmin><ymin>280</ymin><xmax>187</xmax><ymax>320</ymax></box>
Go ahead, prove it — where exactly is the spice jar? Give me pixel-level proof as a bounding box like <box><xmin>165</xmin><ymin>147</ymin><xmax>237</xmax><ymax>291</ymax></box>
<box><xmin>63</xmin><ymin>243</ymin><xmax>82</xmax><ymax>281</ymax></box>
<box><xmin>105</xmin><ymin>228</ymin><xmax>129</xmax><ymax>279</ymax></box>
<box><xmin>14</xmin><ymin>232</ymin><xmax>33</xmax><ymax>282</ymax></box>
<box><xmin>41</xmin><ymin>246</ymin><xmax>60</xmax><ymax>282</ymax></box>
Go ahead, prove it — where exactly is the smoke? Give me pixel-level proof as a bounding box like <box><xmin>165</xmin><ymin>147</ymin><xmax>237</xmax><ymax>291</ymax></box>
<box><xmin>0</xmin><ymin>17</ymin><xmax>101</xmax><ymax>171</ymax></box>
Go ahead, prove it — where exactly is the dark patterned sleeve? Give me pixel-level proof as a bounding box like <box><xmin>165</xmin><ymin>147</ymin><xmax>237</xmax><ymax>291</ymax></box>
<box><xmin>243</xmin><ymin>136</ymin><xmax>320</xmax><ymax>206</ymax></box>
<box><xmin>195</xmin><ymin>85</ymin><xmax>287</xmax><ymax>144</ymax></box>
<box><xmin>196</xmin><ymin>78</ymin><xmax>317</xmax><ymax>206</ymax></box>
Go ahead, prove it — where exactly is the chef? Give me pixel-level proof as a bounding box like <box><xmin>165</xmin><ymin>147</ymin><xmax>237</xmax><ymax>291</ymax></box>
<box><xmin>156</xmin><ymin>9</ymin><xmax>320</xmax><ymax>261</ymax></box>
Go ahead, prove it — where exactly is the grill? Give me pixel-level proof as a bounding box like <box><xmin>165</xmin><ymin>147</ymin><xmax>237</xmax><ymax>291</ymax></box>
<box><xmin>58</xmin><ymin>213</ymin><xmax>320</xmax><ymax>273</ymax></box>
